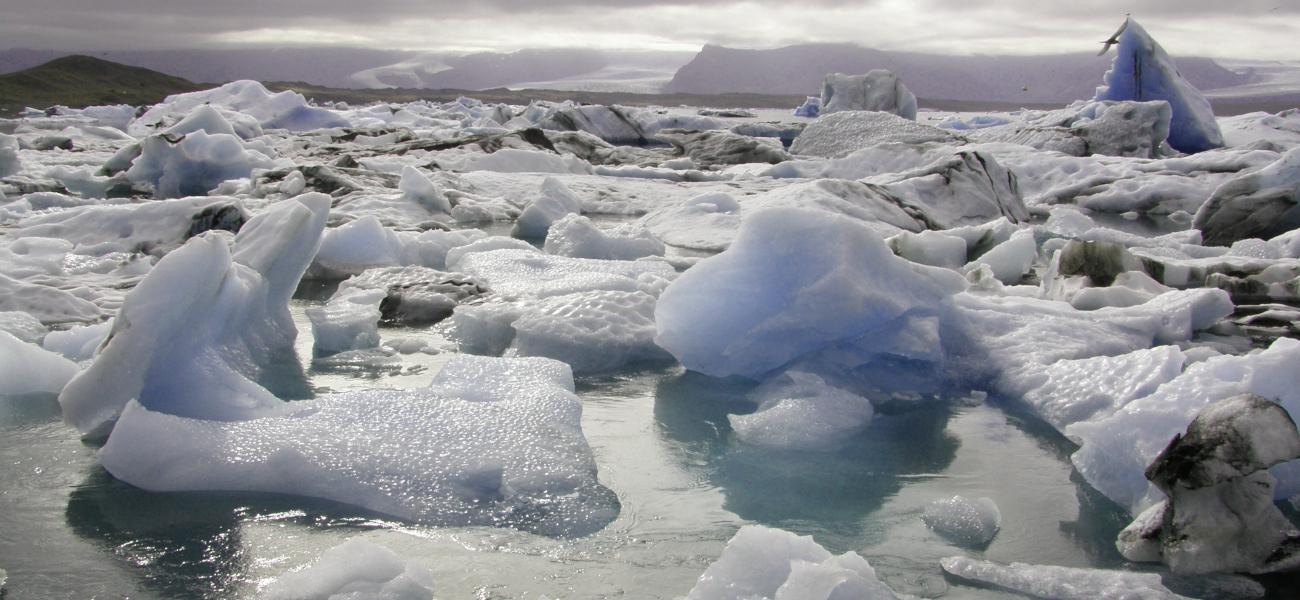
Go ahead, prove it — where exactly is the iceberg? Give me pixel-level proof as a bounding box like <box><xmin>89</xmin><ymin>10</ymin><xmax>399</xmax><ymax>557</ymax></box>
<box><xmin>0</xmin><ymin>331</ymin><xmax>79</xmax><ymax>396</ymax></box>
<box><xmin>58</xmin><ymin>193</ymin><xmax>329</xmax><ymax>438</ymax></box>
<box><xmin>125</xmin><ymin>131</ymin><xmax>276</xmax><ymax>198</ymax></box>
<box><xmin>729</xmin><ymin>371</ymin><xmax>875</xmax><ymax>450</ymax></box>
<box><xmin>99</xmin><ymin>355</ymin><xmax>618</xmax><ymax>536</ymax></box>
<box><xmin>512</xmin><ymin>176</ymin><xmax>582</xmax><ymax>239</ymax></box>
<box><xmin>654</xmin><ymin>208</ymin><xmax>967</xmax><ymax>379</ymax></box>
<box><xmin>130</xmin><ymin>80</ymin><xmax>347</xmax><ymax>135</ymax></box>
<box><xmin>1094</xmin><ymin>18</ymin><xmax>1224</xmax><ymax>153</ymax></box>
<box><xmin>1192</xmin><ymin>146</ymin><xmax>1300</xmax><ymax>246</ymax></box>
<box><xmin>820</xmin><ymin>71</ymin><xmax>918</xmax><ymax>120</ymax></box>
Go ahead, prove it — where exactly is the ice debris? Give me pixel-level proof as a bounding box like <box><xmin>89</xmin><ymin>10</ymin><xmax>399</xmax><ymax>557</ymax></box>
<box><xmin>513</xmin><ymin>176</ymin><xmax>582</xmax><ymax>239</ymax></box>
<box><xmin>791</xmin><ymin>111</ymin><xmax>955</xmax><ymax>158</ymax></box>
<box><xmin>262</xmin><ymin>538</ymin><xmax>434</xmax><ymax>600</ymax></box>
<box><xmin>730</xmin><ymin>371</ymin><xmax>875</xmax><ymax>450</ymax></box>
<box><xmin>922</xmin><ymin>495</ymin><xmax>1001</xmax><ymax>547</ymax></box>
<box><xmin>0</xmin><ymin>330</ymin><xmax>79</xmax><ymax>396</ymax></box>
<box><xmin>940</xmin><ymin>556</ymin><xmax>1264</xmax><ymax>600</ymax></box>
<box><xmin>686</xmin><ymin>525</ymin><xmax>898</xmax><ymax>600</ymax></box>
<box><xmin>1193</xmin><ymin>146</ymin><xmax>1300</xmax><ymax>246</ymax></box>
<box><xmin>1117</xmin><ymin>394</ymin><xmax>1300</xmax><ymax>574</ymax></box>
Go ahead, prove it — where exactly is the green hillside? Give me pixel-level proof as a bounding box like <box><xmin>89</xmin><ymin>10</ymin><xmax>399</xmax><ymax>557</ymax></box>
<box><xmin>0</xmin><ymin>55</ymin><xmax>202</xmax><ymax>116</ymax></box>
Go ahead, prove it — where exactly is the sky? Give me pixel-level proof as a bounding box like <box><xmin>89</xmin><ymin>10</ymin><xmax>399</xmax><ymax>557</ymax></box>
<box><xmin>2</xmin><ymin>0</ymin><xmax>1297</xmax><ymax>60</ymax></box>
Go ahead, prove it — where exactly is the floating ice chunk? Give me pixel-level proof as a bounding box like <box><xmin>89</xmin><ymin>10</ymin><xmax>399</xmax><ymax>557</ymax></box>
<box><xmin>939</xmin><ymin>557</ymin><xmax>1263</xmax><ymax>600</ymax></box>
<box><xmin>790</xmin><ymin>111</ymin><xmax>954</xmax><ymax>158</ymax></box>
<box><xmin>1118</xmin><ymin>394</ymin><xmax>1300</xmax><ymax>575</ymax></box>
<box><xmin>99</xmin><ymin>355</ymin><xmax>618</xmax><ymax>536</ymax></box>
<box><xmin>654</xmin><ymin>129</ymin><xmax>790</xmax><ymax>168</ymax></box>
<box><xmin>513</xmin><ymin>177</ymin><xmax>583</xmax><ymax>239</ymax></box>
<box><xmin>399</xmin><ymin>166</ymin><xmax>451</xmax><ymax>214</ymax></box>
<box><xmin>922</xmin><ymin>495</ymin><xmax>1001</xmax><ymax>547</ymax></box>
<box><xmin>14</xmin><ymin>196</ymin><xmax>246</xmax><ymax>256</ymax></box>
<box><xmin>42</xmin><ymin>321</ymin><xmax>112</xmax><ymax>362</ymax></box>
<box><xmin>443</xmin><ymin>236</ymin><xmax>537</xmax><ymax>271</ymax></box>
<box><xmin>337</xmin><ymin>266</ymin><xmax>487</xmax><ymax>325</ymax></box>
<box><xmin>655</xmin><ymin>208</ymin><xmax>966</xmax><ymax>379</ymax></box>
<box><xmin>0</xmin><ymin>310</ymin><xmax>46</xmax><ymax>344</ymax></box>
<box><xmin>455</xmin><ymin>248</ymin><xmax>676</xmax><ymax>299</ymax></box>
<box><xmin>1094</xmin><ymin>19</ymin><xmax>1223</xmax><ymax>153</ymax></box>
<box><xmin>543</xmin><ymin>214</ymin><xmax>664</xmax><ymax>260</ymax></box>
<box><xmin>889</xmin><ymin>230</ymin><xmax>968</xmax><ymax>269</ymax></box>
<box><xmin>963</xmin><ymin>228</ymin><xmax>1036</xmax><ymax>285</ymax></box>
<box><xmin>313</xmin><ymin>216</ymin><xmax>405</xmax><ymax>276</ymax></box>
<box><xmin>969</xmin><ymin>100</ymin><xmax>1172</xmax><ymax>158</ymax></box>
<box><xmin>1069</xmin><ymin>337</ymin><xmax>1300</xmax><ymax>514</ymax></box>
<box><xmin>793</xmin><ymin>96</ymin><xmax>821</xmax><ymax>118</ymax></box>
<box><xmin>1192</xmin><ymin>146</ymin><xmax>1300</xmax><ymax>246</ymax></box>
<box><xmin>162</xmin><ymin>104</ymin><xmax>240</xmax><ymax>138</ymax></box>
<box><xmin>262</xmin><ymin>538</ymin><xmax>434</xmax><ymax>600</ymax></box>
<box><xmin>125</xmin><ymin>131</ymin><xmax>276</xmax><ymax>198</ymax></box>
<box><xmin>730</xmin><ymin>371</ymin><xmax>874</xmax><ymax>450</ymax></box>
<box><xmin>686</xmin><ymin>525</ymin><xmax>897</xmax><ymax>600</ymax></box>
<box><xmin>0</xmin><ymin>330</ymin><xmax>79</xmax><ymax>396</ymax></box>
<box><xmin>58</xmin><ymin>194</ymin><xmax>329</xmax><ymax>438</ymax></box>
<box><xmin>0</xmin><ymin>134</ymin><xmax>21</xmax><ymax>177</ymax></box>
<box><xmin>866</xmin><ymin>150</ymin><xmax>1027</xmax><ymax>229</ymax></box>
<box><xmin>538</xmin><ymin>103</ymin><xmax>657</xmax><ymax>145</ymax></box>
<box><xmin>1069</xmin><ymin>271</ymin><xmax>1172</xmax><ymax>311</ymax></box>
<box><xmin>511</xmin><ymin>290</ymin><xmax>669</xmax><ymax>373</ymax></box>
<box><xmin>452</xmin><ymin>303</ymin><xmax>523</xmax><ymax>356</ymax></box>
<box><xmin>0</xmin><ymin>272</ymin><xmax>103</xmax><ymax>324</ymax></box>
<box><xmin>307</xmin><ymin>288</ymin><xmax>385</xmax><ymax>357</ymax></box>
<box><xmin>131</xmin><ymin>80</ymin><xmax>347</xmax><ymax>135</ymax></box>
<box><xmin>1015</xmin><ymin>345</ymin><xmax>1186</xmax><ymax>431</ymax></box>
<box><xmin>820</xmin><ymin>71</ymin><xmax>917</xmax><ymax>120</ymax></box>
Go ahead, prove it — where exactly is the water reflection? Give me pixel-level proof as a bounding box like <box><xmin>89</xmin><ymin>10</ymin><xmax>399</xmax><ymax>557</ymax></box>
<box><xmin>64</xmin><ymin>469</ymin><xmax>387</xmax><ymax>599</ymax></box>
<box><xmin>653</xmin><ymin>368</ymin><xmax>960</xmax><ymax>553</ymax></box>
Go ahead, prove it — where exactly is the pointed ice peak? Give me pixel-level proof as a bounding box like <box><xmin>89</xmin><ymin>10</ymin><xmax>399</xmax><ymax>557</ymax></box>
<box><xmin>1094</xmin><ymin>18</ymin><xmax>1224</xmax><ymax>153</ymax></box>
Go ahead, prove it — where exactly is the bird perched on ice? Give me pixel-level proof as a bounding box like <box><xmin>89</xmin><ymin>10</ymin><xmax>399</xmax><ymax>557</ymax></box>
<box><xmin>1097</xmin><ymin>16</ymin><xmax>1131</xmax><ymax>55</ymax></box>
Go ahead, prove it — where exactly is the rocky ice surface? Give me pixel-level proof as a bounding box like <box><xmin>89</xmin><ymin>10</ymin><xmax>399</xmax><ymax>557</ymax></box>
<box><xmin>2</xmin><ymin>24</ymin><xmax>1300</xmax><ymax>596</ymax></box>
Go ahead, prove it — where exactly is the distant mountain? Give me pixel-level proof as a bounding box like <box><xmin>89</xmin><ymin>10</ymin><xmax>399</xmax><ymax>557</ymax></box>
<box><xmin>0</xmin><ymin>47</ymin><xmax>416</xmax><ymax>88</ymax></box>
<box><xmin>0</xmin><ymin>55</ymin><xmax>200</xmax><ymax>115</ymax></box>
<box><xmin>665</xmin><ymin>43</ymin><xmax>1254</xmax><ymax>104</ymax></box>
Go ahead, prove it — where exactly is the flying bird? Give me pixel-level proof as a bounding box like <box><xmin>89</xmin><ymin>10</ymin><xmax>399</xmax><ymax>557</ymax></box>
<box><xmin>1098</xmin><ymin>16</ymin><xmax>1131</xmax><ymax>56</ymax></box>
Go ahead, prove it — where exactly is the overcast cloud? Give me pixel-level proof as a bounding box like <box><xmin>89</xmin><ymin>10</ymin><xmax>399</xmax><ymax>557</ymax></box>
<box><xmin>1</xmin><ymin>0</ymin><xmax>1296</xmax><ymax>59</ymax></box>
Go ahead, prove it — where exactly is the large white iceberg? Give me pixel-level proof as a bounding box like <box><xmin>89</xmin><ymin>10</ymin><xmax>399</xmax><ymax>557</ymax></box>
<box><xmin>131</xmin><ymin>80</ymin><xmax>347</xmax><ymax>135</ymax></box>
<box><xmin>1094</xmin><ymin>18</ymin><xmax>1223</xmax><ymax>153</ymax></box>
<box><xmin>58</xmin><ymin>193</ymin><xmax>329</xmax><ymax>438</ymax></box>
<box><xmin>820</xmin><ymin>71</ymin><xmax>917</xmax><ymax>120</ymax></box>
<box><xmin>99</xmin><ymin>355</ymin><xmax>618</xmax><ymax>536</ymax></box>
<box><xmin>655</xmin><ymin>208</ymin><xmax>966</xmax><ymax>379</ymax></box>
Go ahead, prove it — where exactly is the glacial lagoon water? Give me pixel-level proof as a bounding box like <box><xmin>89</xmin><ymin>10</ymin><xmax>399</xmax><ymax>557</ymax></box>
<box><xmin>0</xmin><ymin>294</ymin><xmax>1183</xmax><ymax>599</ymax></box>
